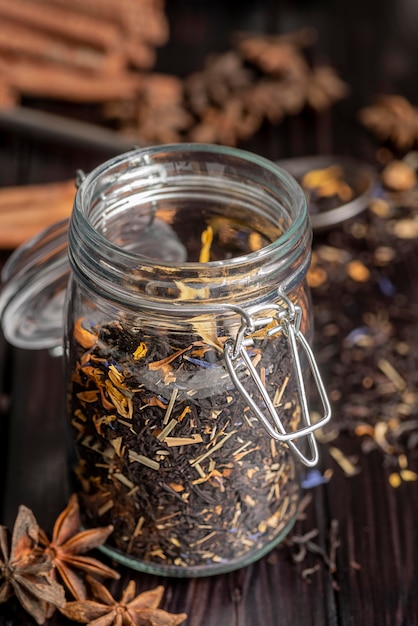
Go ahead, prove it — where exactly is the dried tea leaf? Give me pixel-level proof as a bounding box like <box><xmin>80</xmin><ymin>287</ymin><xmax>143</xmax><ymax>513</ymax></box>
<box><xmin>302</xmin><ymin>165</ymin><xmax>353</xmax><ymax>201</ymax></box>
<box><xmin>391</xmin><ymin>219</ymin><xmax>418</xmax><ymax>239</ymax></box>
<box><xmin>190</xmin><ymin>314</ymin><xmax>223</xmax><ymax>350</ymax></box>
<box><xmin>359</xmin><ymin>95</ymin><xmax>418</xmax><ymax>149</ymax></box>
<box><xmin>133</xmin><ymin>342</ymin><xmax>148</xmax><ymax>360</ymax></box>
<box><xmin>346</xmin><ymin>260</ymin><xmax>371</xmax><ymax>283</ymax></box>
<box><xmin>389</xmin><ymin>472</ymin><xmax>402</xmax><ymax>488</ymax></box>
<box><xmin>74</xmin><ymin>318</ymin><xmax>98</xmax><ymax>349</ymax></box>
<box><xmin>399</xmin><ymin>469</ymin><xmax>418</xmax><ymax>482</ymax></box>
<box><xmin>306</xmin><ymin>66</ymin><xmax>349</xmax><ymax>111</ymax></box>
<box><xmin>174</xmin><ymin>280</ymin><xmax>210</xmax><ymax>300</ymax></box>
<box><xmin>199</xmin><ymin>225</ymin><xmax>214</xmax><ymax>263</ymax></box>
<box><xmin>328</xmin><ymin>447</ymin><xmax>360</xmax><ymax>476</ymax></box>
<box><xmin>148</xmin><ymin>346</ymin><xmax>192</xmax><ymax>371</ymax></box>
<box><xmin>307</xmin><ymin>264</ymin><xmax>328</xmax><ymax>288</ymax></box>
<box><xmin>381</xmin><ymin>160</ymin><xmax>417</xmax><ymax>191</ymax></box>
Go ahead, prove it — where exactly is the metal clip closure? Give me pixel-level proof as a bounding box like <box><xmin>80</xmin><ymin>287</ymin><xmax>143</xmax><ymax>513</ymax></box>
<box><xmin>223</xmin><ymin>295</ymin><xmax>331</xmax><ymax>468</ymax></box>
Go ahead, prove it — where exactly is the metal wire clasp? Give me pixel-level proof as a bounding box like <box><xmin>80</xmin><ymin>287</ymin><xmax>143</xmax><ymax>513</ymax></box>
<box><xmin>223</xmin><ymin>292</ymin><xmax>331</xmax><ymax>467</ymax></box>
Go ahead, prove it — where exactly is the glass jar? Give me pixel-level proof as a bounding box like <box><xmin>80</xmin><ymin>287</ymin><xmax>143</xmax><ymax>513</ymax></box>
<box><xmin>0</xmin><ymin>144</ymin><xmax>330</xmax><ymax>577</ymax></box>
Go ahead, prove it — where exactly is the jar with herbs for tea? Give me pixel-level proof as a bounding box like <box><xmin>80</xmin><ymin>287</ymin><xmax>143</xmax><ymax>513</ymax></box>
<box><xmin>0</xmin><ymin>144</ymin><xmax>331</xmax><ymax>577</ymax></box>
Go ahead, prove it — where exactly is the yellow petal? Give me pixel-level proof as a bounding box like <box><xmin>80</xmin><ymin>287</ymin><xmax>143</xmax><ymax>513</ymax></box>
<box><xmin>389</xmin><ymin>473</ymin><xmax>402</xmax><ymax>488</ymax></box>
<box><xmin>400</xmin><ymin>469</ymin><xmax>418</xmax><ymax>482</ymax></box>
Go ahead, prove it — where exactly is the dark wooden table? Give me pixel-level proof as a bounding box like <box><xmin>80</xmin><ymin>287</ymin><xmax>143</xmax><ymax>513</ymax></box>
<box><xmin>1</xmin><ymin>2</ymin><xmax>418</xmax><ymax>625</ymax></box>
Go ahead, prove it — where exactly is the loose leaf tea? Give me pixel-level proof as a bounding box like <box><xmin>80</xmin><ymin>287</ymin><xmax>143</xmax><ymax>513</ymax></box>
<box><xmin>68</xmin><ymin>311</ymin><xmax>302</xmax><ymax>571</ymax></box>
<box><xmin>308</xmin><ymin>153</ymin><xmax>418</xmax><ymax>453</ymax></box>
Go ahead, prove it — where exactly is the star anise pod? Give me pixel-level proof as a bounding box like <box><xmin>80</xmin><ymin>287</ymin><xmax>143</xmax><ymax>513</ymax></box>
<box><xmin>61</xmin><ymin>575</ymin><xmax>188</xmax><ymax>626</ymax></box>
<box><xmin>0</xmin><ymin>505</ymin><xmax>66</xmax><ymax>625</ymax></box>
<box><xmin>188</xmin><ymin>98</ymin><xmax>260</xmax><ymax>146</ymax></box>
<box><xmin>134</xmin><ymin>74</ymin><xmax>193</xmax><ymax>145</ymax></box>
<box><xmin>184</xmin><ymin>50</ymin><xmax>254</xmax><ymax>114</ymax></box>
<box><xmin>359</xmin><ymin>95</ymin><xmax>418</xmax><ymax>150</ymax></box>
<box><xmin>306</xmin><ymin>66</ymin><xmax>349</xmax><ymax>111</ymax></box>
<box><xmin>38</xmin><ymin>494</ymin><xmax>120</xmax><ymax>602</ymax></box>
<box><xmin>236</xmin><ymin>33</ymin><xmax>309</xmax><ymax>77</ymax></box>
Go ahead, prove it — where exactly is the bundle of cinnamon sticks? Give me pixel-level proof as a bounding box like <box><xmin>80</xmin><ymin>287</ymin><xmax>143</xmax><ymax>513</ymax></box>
<box><xmin>0</xmin><ymin>7</ymin><xmax>351</xmax><ymax>249</ymax></box>
<box><xmin>0</xmin><ymin>0</ymin><xmax>168</xmax><ymax>106</ymax></box>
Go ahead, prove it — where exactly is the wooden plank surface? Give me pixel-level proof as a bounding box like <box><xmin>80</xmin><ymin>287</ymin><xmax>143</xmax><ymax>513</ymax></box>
<box><xmin>0</xmin><ymin>348</ymin><xmax>416</xmax><ymax>625</ymax></box>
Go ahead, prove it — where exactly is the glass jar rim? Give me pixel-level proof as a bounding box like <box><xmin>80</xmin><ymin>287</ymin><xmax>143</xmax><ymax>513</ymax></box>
<box><xmin>0</xmin><ymin>144</ymin><xmax>311</xmax><ymax>349</ymax></box>
<box><xmin>73</xmin><ymin>143</ymin><xmax>309</xmax><ymax>272</ymax></box>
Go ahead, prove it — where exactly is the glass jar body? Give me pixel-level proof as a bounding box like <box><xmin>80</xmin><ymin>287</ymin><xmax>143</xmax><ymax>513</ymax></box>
<box><xmin>64</xmin><ymin>144</ymin><xmax>316</xmax><ymax>577</ymax></box>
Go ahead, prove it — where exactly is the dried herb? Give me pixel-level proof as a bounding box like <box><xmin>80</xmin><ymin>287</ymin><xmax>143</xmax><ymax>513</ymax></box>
<box><xmin>182</xmin><ymin>29</ymin><xmax>348</xmax><ymax>146</ymax></box>
<box><xmin>308</xmin><ymin>153</ymin><xmax>418</xmax><ymax>454</ymax></box>
<box><xmin>300</xmin><ymin>164</ymin><xmax>355</xmax><ymax>217</ymax></box>
<box><xmin>0</xmin><ymin>506</ymin><xmax>65</xmax><ymax>625</ymax></box>
<box><xmin>380</xmin><ymin>160</ymin><xmax>417</xmax><ymax>192</ymax></box>
<box><xmin>283</xmin><ymin>518</ymin><xmax>340</xmax><ymax>585</ymax></box>
<box><xmin>105</xmin><ymin>73</ymin><xmax>194</xmax><ymax>146</ymax></box>
<box><xmin>68</xmin><ymin>309</ymin><xmax>303</xmax><ymax>572</ymax></box>
<box><xmin>388</xmin><ymin>453</ymin><xmax>418</xmax><ymax>488</ymax></box>
<box><xmin>305</xmin><ymin>66</ymin><xmax>348</xmax><ymax>112</ymax></box>
<box><xmin>62</xmin><ymin>575</ymin><xmax>187</xmax><ymax>625</ymax></box>
<box><xmin>359</xmin><ymin>95</ymin><xmax>418</xmax><ymax>150</ymax></box>
<box><xmin>38</xmin><ymin>493</ymin><xmax>120</xmax><ymax>601</ymax></box>
<box><xmin>327</xmin><ymin>447</ymin><xmax>360</xmax><ymax>477</ymax></box>
<box><xmin>104</xmin><ymin>27</ymin><xmax>348</xmax><ymax>147</ymax></box>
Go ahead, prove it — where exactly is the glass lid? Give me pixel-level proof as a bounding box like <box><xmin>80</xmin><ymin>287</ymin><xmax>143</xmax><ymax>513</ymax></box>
<box><xmin>0</xmin><ymin>219</ymin><xmax>70</xmax><ymax>350</ymax></box>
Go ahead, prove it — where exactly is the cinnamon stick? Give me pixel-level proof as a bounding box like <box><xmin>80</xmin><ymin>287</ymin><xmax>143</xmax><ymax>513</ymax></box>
<box><xmin>0</xmin><ymin>56</ymin><xmax>142</xmax><ymax>102</ymax></box>
<box><xmin>0</xmin><ymin>81</ymin><xmax>17</xmax><ymax>107</ymax></box>
<box><xmin>0</xmin><ymin>19</ymin><xmax>124</xmax><ymax>75</ymax></box>
<box><xmin>123</xmin><ymin>40</ymin><xmax>157</xmax><ymax>71</ymax></box>
<box><xmin>0</xmin><ymin>0</ymin><xmax>120</xmax><ymax>51</ymax></box>
<box><xmin>48</xmin><ymin>0</ymin><xmax>169</xmax><ymax>47</ymax></box>
<box><xmin>0</xmin><ymin>179</ymin><xmax>75</xmax><ymax>248</ymax></box>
